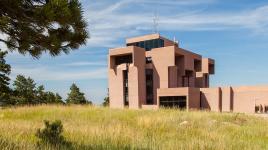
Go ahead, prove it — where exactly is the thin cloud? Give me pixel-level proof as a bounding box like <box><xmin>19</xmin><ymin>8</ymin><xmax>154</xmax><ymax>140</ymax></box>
<box><xmin>63</xmin><ymin>61</ymin><xmax>107</xmax><ymax>67</ymax></box>
<box><xmin>11</xmin><ymin>66</ymin><xmax>107</xmax><ymax>81</ymax></box>
<box><xmin>84</xmin><ymin>1</ymin><xmax>268</xmax><ymax>48</ymax></box>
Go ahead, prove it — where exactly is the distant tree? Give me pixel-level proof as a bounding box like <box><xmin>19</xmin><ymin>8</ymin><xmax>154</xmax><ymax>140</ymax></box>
<box><xmin>66</xmin><ymin>83</ymin><xmax>91</xmax><ymax>104</ymax></box>
<box><xmin>102</xmin><ymin>88</ymin><xmax>109</xmax><ymax>106</ymax></box>
<box><xmin>0</xmin><ymin>0</ymin><xmax>88</xmax><ymax>58</ymax></box>
<box><xmin>0</xmin><ymin>50</ymin><xmax>11</xmax><ymax>106</ymax></box>
<box><xmin>102</xmin><ymin>97</ymin><xmax>109</xmax><ymax>107</ymax></box>
<box><xmin>13</xmin><ymin>75</ymin><xmax>37</xmax><ymax>104</ymax></box>
<box><xmin>36</xmin><ymin>85</ymin><xmax>47</xmax><ymax>103</ymax></box>
<box><xmin>54</xmin><ymin>93</ymin><xmax>64</xmax><ymax>104</ymax></box>
<box><xmin>44</xmin><ymin>92</ymin><xmax>64</xmax><ymax>104</ymax></box>
<box><xmin>13</xmin><ymin>76</ymin><xmax>65</xmax><ymax>105</ymax></box>
<box><xmin>36</xmin><ymin>85</ymin><xmax>64</xmax><ymax>104</ymax></box>
<box><xmin>45</xmin><ymin>91</ymin><xmax>56</xmax><ymax>104</ymax></box>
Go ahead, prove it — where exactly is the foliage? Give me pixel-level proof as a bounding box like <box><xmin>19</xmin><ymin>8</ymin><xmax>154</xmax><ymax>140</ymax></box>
<box><xmin>102</xmin><ymin>96</ymin><xmax>109</xmax><ymax>106</ymax></box>
<box><xmin>12</xmin><ymin>75</ymin><xmax>64</xmax><ymax>105</ymax></box>
<box><xmin>13</xmin><ymin>75</ymin><xmax>37</xmax><ymax>104</ymax></box>
<box><xmin>0</xmin><ymin>50</ymin><xmax>11</xmax><ymax>106</ymax></box>
<box><xmin>36</xmin><ymin>85</ymin><xmax>46</xmax><ymax>104</ymax></box>
<box><xmin>2</xmin><ymin>74</ymin><xmax>93</xmax><ymax>106</ymax></box>
<box><xmin>0</xmin><ymin>106</ymin><xmax>268</xmax><ymax>149</ymax></box>
<box><xmin>55</xmin><ymin>93</ymin><xmax>64</xmax><ymax>104</ymax></box>
<box><xmin>0</xmin><ymin>0</ymin><xmax>88</xmax><ymax>58</ymax></box>
<box><xmin>44</xmin><ymin>92</ymin><xmax>64</xmax><ymax>104</ymax></box>
<box><xmin>36</xmin><ymin>120</ymin><xmax>65</xmax><ymax>145</ymax></box>
<box><xmin>66</xmin><ymin>83</ymin><xmax>91</xmax><ymax>104</ymax></box>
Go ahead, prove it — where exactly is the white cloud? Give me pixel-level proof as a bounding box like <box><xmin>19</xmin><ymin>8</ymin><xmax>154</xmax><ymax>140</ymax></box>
<box><xmin>63</xmin><ymin>61</ymin><xmax>107</xmax><ymax>67</ymax></box>
<box><xmin>83</xmin><ymin>1</ymin><xmax>268</xmax><ymax>48</ymax></box>
<box><xmin>11</xmin><ymin>66</ymin><xmax>107</xmax><ymax>81</ymax></box>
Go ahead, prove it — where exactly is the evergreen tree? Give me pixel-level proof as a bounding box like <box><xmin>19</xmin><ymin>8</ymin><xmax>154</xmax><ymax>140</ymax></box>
<box><xmin>44</xmin><ymin>92</ymin><xmax>64</xmax><ymax>104</ymax></box>
<box><xmin>102</xmin><ymin>88</ymin><xmax>109</xmax><ymax>106</ymax></box>
<box><xmin>36</xmin><ymin>85</ymin><xmax>47</xmax><ymax>104</ymax></box>
<box><xmin>55</xmin><ymin>93</ymin><xmax>64</xmax><ymax>104</ymax></box>
<box><xmin>66</xmin><ymin>83</ymin><xmax>90</xmax><ymax>104</ymax></box>
<box><xmin>102</xmin><ymin>97</ymin><xmax>109</xmax><ymax>107</ymax></box>
<box><xmin>36</xmin><ymin>85</ymin><xmax>64</xmax><ymax>104</ymax></box>
<box><xmin>45</xmin><ymin>91</ymin><xmax>56</xmax><ymax>104</ymax></box>
<box><xmin>0</xmin><ymin>0</ymin><xmax>88</xmax><ymax>58</ymax></box>
<box><xmin>13</xmin><ymin>75</ymin><xmax>37</xmax><ymax>104</ymax></box>
<box><xmin>0</xmin><ymin>50</ymin><xmax>11</xmax><ymax>106</ymax></box>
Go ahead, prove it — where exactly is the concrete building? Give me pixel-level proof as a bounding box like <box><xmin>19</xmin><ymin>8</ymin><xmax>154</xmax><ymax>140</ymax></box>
<box><xmin>108</xmin><ymin>34</ymin><xmax>268</xmax><ymax>113</ymax></box>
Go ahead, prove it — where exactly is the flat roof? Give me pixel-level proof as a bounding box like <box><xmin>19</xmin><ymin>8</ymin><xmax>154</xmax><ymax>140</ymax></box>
<box><xmin>126</xmin><ymin>34</ymin><xmax>161</xmax><ymax>44</ymax></box>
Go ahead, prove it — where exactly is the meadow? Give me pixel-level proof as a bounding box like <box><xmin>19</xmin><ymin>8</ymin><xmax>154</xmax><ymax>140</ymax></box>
<box><xmin>0</xmin><ymin>105</ymin><xmax>268</xmax><ymax>150</ymax></box>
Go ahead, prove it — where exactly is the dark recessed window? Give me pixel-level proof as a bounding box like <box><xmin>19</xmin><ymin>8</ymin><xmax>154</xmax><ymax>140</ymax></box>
<box><xmin>159</xmin><ymin>96</ymin><xmax>186</xmax><ymax>109</ymax></box>
<box><xmin>146</xmin><ymin>57</ymin><xmax>152</xmax><ymax>64</ymax></box>
<box><xmin>127</xmin><ymin>39</ymin><xmax>165</xmax><ymax>51</ymax></box>
<box><xmin>115</xmin><ymin>54</ymin><xmax>132</xmax><ymax>65</ymax></box>
<box><xmin>146</xmin><ymin>69</ymin><xmax>154</xmax><ymax>104</ymax></box>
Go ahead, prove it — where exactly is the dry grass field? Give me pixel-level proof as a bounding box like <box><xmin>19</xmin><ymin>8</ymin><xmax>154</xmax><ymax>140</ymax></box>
<box><xmin>0</xmin><ymin>105</ymin><xmax>268</xmax><ymax>150</ymax></box>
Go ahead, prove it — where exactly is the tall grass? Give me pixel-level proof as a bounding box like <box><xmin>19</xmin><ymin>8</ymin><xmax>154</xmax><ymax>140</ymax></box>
<box><xmin>0</xmin><ymin>105</ymin><xmax>268</xmax><ymax>150</ymax></box>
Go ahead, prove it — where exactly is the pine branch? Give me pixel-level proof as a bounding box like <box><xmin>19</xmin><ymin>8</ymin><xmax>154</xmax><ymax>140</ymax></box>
<box><xmin>0</xmin><ymin>38</ymin><xmax>19</xmax><ymax>49</ymax></box>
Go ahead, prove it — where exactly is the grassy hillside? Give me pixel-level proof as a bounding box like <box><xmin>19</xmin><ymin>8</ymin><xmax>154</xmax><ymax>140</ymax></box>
<box><xmin>0</xmin><ymin>105</ymin><xmax>268</xmax><ymax>150</ymax></box>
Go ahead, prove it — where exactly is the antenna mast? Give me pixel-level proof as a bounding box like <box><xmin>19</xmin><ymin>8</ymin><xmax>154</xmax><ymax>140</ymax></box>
<box><xmin>153</xmin><ymin>11</ymin><xmax>159</xmax><ymax>33</ymax></box>
<box><xmin>152</xmin><ymin>1</ymin><xmax>159</xmax><ymax>34</ymax></box>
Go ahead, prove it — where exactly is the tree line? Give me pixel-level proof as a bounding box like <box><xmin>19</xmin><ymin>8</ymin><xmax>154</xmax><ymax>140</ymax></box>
<box><xmin>0</xmin><ymin>51</ymin><xmax>92</xmax><ymax>106</ymax></box>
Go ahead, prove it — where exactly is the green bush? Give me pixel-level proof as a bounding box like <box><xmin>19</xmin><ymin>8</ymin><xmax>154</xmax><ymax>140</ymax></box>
<box><xmin>36</xmin><ymin>120</ymin><xmax>65</xmax><ymax>145</ymax></box>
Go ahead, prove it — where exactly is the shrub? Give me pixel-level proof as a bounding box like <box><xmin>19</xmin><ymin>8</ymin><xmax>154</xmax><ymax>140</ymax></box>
<box><xmin>36</xmin><ymin>120</ymin><xmax>65</xmax><ymax>145</ymax></box>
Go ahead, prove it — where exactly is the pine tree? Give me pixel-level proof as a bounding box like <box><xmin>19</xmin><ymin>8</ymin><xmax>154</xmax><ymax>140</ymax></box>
<box><xmin>102</xmin><ymin>97</ymin><xmax>109</xmax><ymax>107</ymax></box>
<box><xmin>13</xmin><ymin>75</ymin><xmax>37</xmax><ymax>104</ymax></box>
<box><xmin>0</xmin><ymin>50</ymin><xmax>11</xmax><ymax>106</ymax></box>
<box><xmin>44</xmin><ymin>92</ymin><xmax>64</xmax><ymax>104</ymax></box>
<box><xmin>66</xmin><ymin>83</ymin><xmax>90</xmax><ymax>104</ymax></box>
<box><xmin>55</xmin><ymin>93</ymin><xmax>64</xmax><ymax>104</ymax></box>
<box><xmin>45</xmin><ymin>91</ymin><xmax>56</xmax><ymax>104</ymax></box>
<box><xmin>0</xmin><ymin>0</ymin><xmax>88</xmax><ymax>58</ymax></box>
<box><xmin>36</xmin><ymin>85</ymin><xmax>64</xmax><ymax>104</ymax></box>
<box><xmin>36</xmin><ymin>85</ymin><xmax>47</xmax><ymax>104</ymax></box>
<box><xmin>102</xmin><ymin>88</ymin><xmax>109</xmax><ymax>106</ymax></box>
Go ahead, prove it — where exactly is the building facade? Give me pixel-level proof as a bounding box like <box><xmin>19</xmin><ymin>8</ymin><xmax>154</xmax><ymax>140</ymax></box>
<box><xmin>108</xmin><ymin>34</ymin><xmax>268</xmax><ymax>113</ymax></box>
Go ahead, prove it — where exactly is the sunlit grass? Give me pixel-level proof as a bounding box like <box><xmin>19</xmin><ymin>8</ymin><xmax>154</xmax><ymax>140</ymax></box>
<box><xmin>0</xmin><ymin>105</ymin><xmax>268</xmax><ymax>150</ymax></box>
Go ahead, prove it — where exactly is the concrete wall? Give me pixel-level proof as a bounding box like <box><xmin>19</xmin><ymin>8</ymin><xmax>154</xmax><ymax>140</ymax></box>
<box><xmin>199</xmin><ymin>86</ymin><xmax>268</xmax><ymax>113</ymax></box>
<box><xmin>108</xmin><ymin>64</ymin><xmax>125</xmax><ymax>108</ymax></box>
<box><xmin>149</xmin><ymin>46</ymin><xmax>175</xmax><ymax>89</ymax></box>
<box><xmin>200</xmin><ymin>87</ymin><xmax>221</xmax><ymax>112</ymax></box>
<box><xmin>221</xmin><ymin>87</ymin><xmax>232</xmax><ymax>112</ymax></box>
<box><xmin>157</xmin><ymin>87</ymin><xmax>200</xmax><ymax>110</ymax></box>
<box><xmin>232</xmin><ymin>86</ymin><xmax>268</xmax><ymax>113</ymax></box>
<box><xmin>188</xmin><ymin>88</ymin><xmax>201</xmax><ymax>110</ymax></box>
<box><xmin>108</xmin><ymin>46</ymin><xmax>146</xmax><ymax>109</ymax></box>
<box><xmin>128</xmin><ymin>47</ymin><xmax>146</xmax><ymax>108</ymax></box>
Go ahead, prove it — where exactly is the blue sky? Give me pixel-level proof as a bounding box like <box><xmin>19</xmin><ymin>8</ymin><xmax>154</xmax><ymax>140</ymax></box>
<box><xmin>2</xmin><ymin>0</ymin><xmax>268</xmax><ymax>104</ymax></box>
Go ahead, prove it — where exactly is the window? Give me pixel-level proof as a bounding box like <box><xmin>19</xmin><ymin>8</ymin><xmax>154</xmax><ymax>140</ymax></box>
<box><xmin>146</xmin><ymin>69</ymin><xmax>154</xmax><ymax>104</ymax></box>
<box><xmin>146</xmin><ymin>57</ymin><xmax>152</xmax><ymax>64</ymax></box>
<box><xmin>159</xmin><ymin>39</ymin><xmax>164</xmax><ymax>47</ymax></box>
<box><xmin>182</xmin><ymin>70</ymin><xmax>193</xmax><ymax>87</ymax></box>
<box><xmin>159</xmin><ymin>96</ymin><xmax>186</xmax><ymax>109</ymax></box>
<box><xmin>123</xmin><ymin>70</ymin><xmax>129</xmax><ymax>106</ymax></box>
<box><xmin>153</xmin><ymin>39</ymin><xmax>159</xmax><ymax>48</ymax></box>
<box><xmin>194</xmin><ymin>59</ymin><xmax>202</xmax><ymax>72</ymax></box>
<box><xmin>115</xmin><ymin>54</ymin><xmax>132</xmax><ymax>65</ymax></box>
<box><xmin>127</xmin><ymin>39</ymin><xmax>165</xmax><ymax>51</ymax></box>
<box><xmin>140</xmin><ymin>41</ymin><xmax>145</xmax><ymax>48</ymax></box>
<box><xmin>209</xmin><ymin>64</ymin><xmax>215</xmax><ymax>74</ymax></box>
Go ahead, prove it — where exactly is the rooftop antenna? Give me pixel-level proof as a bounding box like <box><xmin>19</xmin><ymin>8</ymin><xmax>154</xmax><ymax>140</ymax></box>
<box><xmin>173</xmin><ymin>36</ymin><xmax>179</xmax><ymax>44</ymax></box>
<box><xmin>152</xmin><ymin>3</ymin><xmax>159</xmax><ymax>34</ymax></box>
